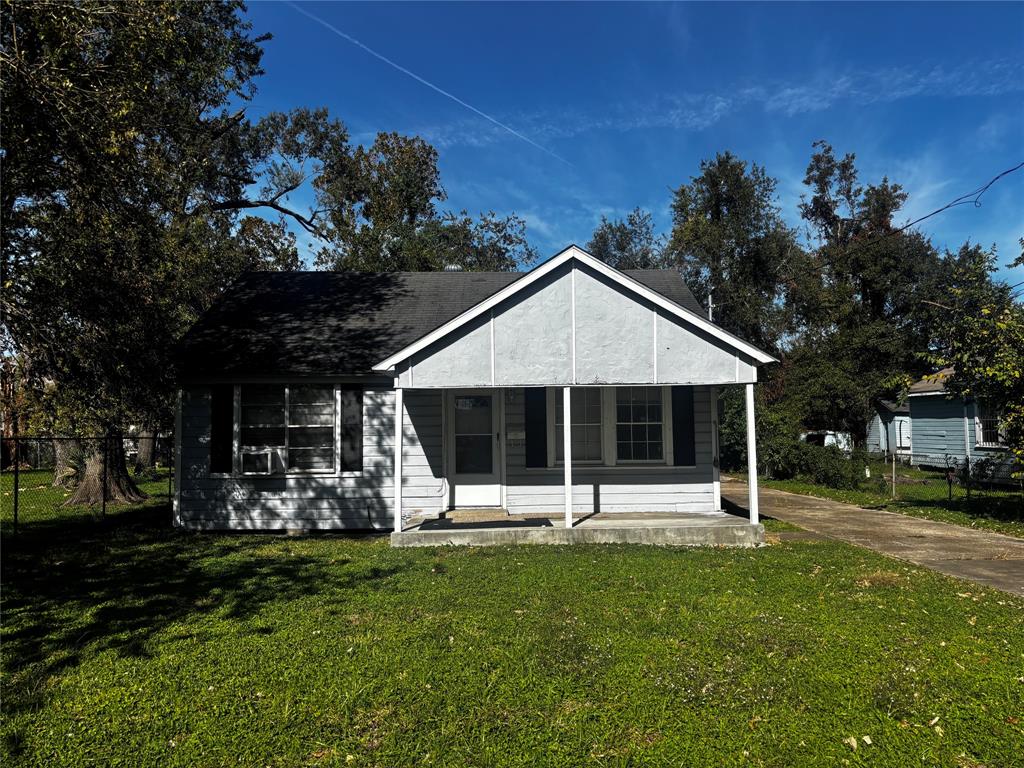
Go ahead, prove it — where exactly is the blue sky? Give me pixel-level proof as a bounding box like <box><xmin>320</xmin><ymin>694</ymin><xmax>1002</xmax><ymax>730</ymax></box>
<box><xmin>245</xmin><ymin>1</ymin><xmax>1024</xmax><ymax>282</ymax></box>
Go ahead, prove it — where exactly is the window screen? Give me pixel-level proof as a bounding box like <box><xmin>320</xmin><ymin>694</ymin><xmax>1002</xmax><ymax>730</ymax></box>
<box><xmin>239</xmin><ymin>384</ymin><xmax>336</xmax><ymax>474</ymax></box>
<box><xmin>287</xmin><ymin>385</ymin><xmax>335</xmax><ymax>471</ymax></box>
<box><xmin>554</xmin><ymin>387</ymin><xmax>603</xmax><ymax>462</ymax></box>
<box><xmin>977</xmin><ymin>404</ymin><xmax>1003</xmax><ymax>446</ymax></box>
<box><xmin>616</xmin><ymin>387</ymin><xmax>664</xmax><ymax>462</ymax></box>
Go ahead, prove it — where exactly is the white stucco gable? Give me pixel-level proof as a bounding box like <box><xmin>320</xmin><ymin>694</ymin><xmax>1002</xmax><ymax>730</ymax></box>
<box><xmin>376</xmin><ymin>245</ymin><xmax>775</xmax><ymax>388</ymax></box>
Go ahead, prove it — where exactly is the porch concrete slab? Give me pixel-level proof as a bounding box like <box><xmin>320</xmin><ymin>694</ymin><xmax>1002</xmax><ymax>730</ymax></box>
<box><xmin>722</xmin><ymin>478</ymin><xmax>1024</xmax><ymax>597</ymax></box>
<box><xmin>392</xmin><ymin>513</ymin><xmax>764</xmax><ymax>548</ymax></box>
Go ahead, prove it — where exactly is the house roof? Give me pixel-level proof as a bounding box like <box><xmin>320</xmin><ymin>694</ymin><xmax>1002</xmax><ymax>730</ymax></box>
<box><xmin>176</xmin><ymin>266</ymin><xmax>709</xmax><ymax>377</ymax></box>
<box><xmin>374</xmin><ymin>245</ymin><xmax>778</xmax><ymax>370</ymax></box>
<box><xmin>878</xmin><ymin>399</ymin><xmax>910</xmax><ymax>415</ymax></box>
<box><xmin>908</xmin><ymin>367</ymin><xmax>955</xmax><ymax>396</ymax></box>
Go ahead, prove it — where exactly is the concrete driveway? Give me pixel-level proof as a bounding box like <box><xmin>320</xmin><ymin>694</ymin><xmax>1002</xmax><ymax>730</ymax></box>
<box><xmin>722</xmin><ymin>478</ymin><xmax>1024</xmax><ymax>598</ymax></box>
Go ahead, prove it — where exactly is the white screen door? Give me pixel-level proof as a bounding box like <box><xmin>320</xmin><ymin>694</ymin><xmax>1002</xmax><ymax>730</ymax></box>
<box><xmin>449</xmin><ymin>391</ymin><xmax>501</xmax><ymax>507</ymax></box>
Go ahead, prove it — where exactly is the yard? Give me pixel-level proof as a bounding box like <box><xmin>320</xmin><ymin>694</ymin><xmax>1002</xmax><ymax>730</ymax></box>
<box><xmin>2</xmin><ymin>502</ymin><xmax>1022</xmax><ymax>767</ymax></box>
<box><xmin>759</xmin><ymin>460</ymin><xmax>1024</xmax><ymax>539</ymax></box>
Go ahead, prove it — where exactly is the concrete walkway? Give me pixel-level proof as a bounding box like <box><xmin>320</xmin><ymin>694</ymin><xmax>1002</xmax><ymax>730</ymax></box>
<box><xmin>722</xmin><ymin>478</ymin><xmax>1024</xmax><ymax>597</ymax></box>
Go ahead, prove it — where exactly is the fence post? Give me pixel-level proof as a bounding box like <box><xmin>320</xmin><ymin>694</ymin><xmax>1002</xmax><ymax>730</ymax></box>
<box><xmin>964</xmin><ymin>458</ymin><xmax>972</xmax><ymax>503</ymax></box>
<box><xmin>13</xmin><ymin>438</ymin><xmax>20</xmax><ymax>535</ymax></box>
<box><xmin>168</xmin><ymin>437</ymin><xmax>173</xmax><ymax>501</ymax></box>
<box><xmin>101</xmin><ymin>436</ymin><xmax>108</xmax><ymax>519</ymax></box>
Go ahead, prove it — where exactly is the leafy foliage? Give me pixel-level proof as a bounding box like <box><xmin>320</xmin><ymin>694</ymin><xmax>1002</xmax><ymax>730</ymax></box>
<box><xmin>586</xmin><ymin>208</ymin><xmax>667</xmax><ymax>269</ymax></box>
<box><xmin>667</xmin><ymin>152</ymin><xmax>802</xmax><ymax>351</ymax></box>
<box><xmin>933</xmin><ymin>245</ymin><xmax>1024</xmax><ymax>475</ymax></box>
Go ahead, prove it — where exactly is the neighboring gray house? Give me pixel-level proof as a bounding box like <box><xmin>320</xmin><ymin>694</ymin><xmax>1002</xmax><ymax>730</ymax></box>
<box><xmin>866</xmin><ymin>400</ymin><xmax>911</xmax><ymax>458</ymax></box>
<box><xmin>173</xmin><ymin>246</ymin><xmax>776</xmax><ymax>540</ymax></box>
<box><xmin>907</xmin><ymin>367</ymin><xmax>1013</xmax><ymax>480</ymax></box>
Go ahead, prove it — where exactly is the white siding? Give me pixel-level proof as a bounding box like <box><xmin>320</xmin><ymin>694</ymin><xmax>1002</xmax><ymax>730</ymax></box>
<box><xmin>502</xmin><ymin>386</ymin><xmax>718</xmax><ymax>514</ymax></box>
<box><xmin>178</xmin><ymin>386</ymin><xmax>445</xmax><ymax>530</ymax></box>
<box><xmin>403</xmin><ymin>262</ymin><xmax>757</xmax><ymax>388</ymax></box>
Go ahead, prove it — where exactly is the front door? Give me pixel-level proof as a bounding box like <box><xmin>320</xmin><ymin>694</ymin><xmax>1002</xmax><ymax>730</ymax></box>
<box><xmin>448</xmin><ymin>390</ymin><xmax>501</xmax><ymax>507</ymax></box>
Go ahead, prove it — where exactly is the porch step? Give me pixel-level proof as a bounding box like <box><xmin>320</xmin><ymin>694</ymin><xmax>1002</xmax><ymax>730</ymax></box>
<box><xmin>442</xmin><ymin>508</ymin><xmax>509</xmax><ymax>523</ymax></box>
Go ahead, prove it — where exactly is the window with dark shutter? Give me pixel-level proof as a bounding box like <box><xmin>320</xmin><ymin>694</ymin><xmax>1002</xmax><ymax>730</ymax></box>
<box><xmin>524</xmin><ymin>387</ymin><xmax>547</xmax><ymax>468</ymax></box>
<box><xmin>209</xmin><ymin>384</ymin><xmax>234</xmax><ymax>474</ymax></box>
<box><xmin>671</xmin><ymin>386</ymin><xmax>695</xmax><ymax>466</ymax></box>
<box><xmin>339</xmin><ymin>387</ymin><xmax>363</xmax><ymax>471</ymax></box>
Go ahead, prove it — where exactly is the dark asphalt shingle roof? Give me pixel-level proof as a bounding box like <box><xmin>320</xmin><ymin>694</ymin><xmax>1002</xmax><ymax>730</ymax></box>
<box><xmin>176</xmin><ymin>268</ymin><xmax>707</xmax><ymax>377</ymax></box>
<box><xmin>908</xmin><ymin>367</ymin><xmax>954</xmax><ymax>395</ymax></box>
<box><xmin>878</xmin><ymin>399</ymin><xmax>910</xmax><ymax>415</ymax></box>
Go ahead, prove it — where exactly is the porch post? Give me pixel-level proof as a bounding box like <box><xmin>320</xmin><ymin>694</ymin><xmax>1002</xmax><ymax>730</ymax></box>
<box><xmin>394</xmin><ymin>386</ymin><xmax>404</xmax><ymax>533</ymax></box>
<box><xmin>563</xmin><ymin>385</ymin><xmax>572</xmax><ymax>528</ymax></box>
<box><xmin>745</xmin><ymin>383</ymin><xmax>759</xmax><ymax>525</ymax></box>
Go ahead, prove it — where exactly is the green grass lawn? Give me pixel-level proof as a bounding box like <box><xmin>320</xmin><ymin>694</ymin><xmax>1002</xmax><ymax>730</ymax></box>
<box><xmin>757</xmin><ymin>462</ymin><xmax>1024</xmax><ymax>539</ymax></box>
<box><xmin>1</xmin><ymin>467</ymin><xmax>173</xmax><ymax>533</ymax></box>
<box><xmin>3</xmin><ymin>507</ymin><xmax>1022</xmax><ymax>767</ymax></box>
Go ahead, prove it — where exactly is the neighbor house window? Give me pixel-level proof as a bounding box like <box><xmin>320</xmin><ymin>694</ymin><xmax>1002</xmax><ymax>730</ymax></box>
<box><xmin>977</xmin><ymin>403</ymin><xmax>1004</xmax><ymax>447</ymax></box>
<box><xmin>240</xmin><ymin>384</ymin><xmax>335</xmax><ymax>474</ymax></box>
<box><xmin>554</xmin><ymin>387</ymin><xmax>603</xmax><ymax>462</ymax></box>
<box><xmin>616</xmin><ymin>387</ymin><xmax>663</xmax><ymax>462</ymax></box>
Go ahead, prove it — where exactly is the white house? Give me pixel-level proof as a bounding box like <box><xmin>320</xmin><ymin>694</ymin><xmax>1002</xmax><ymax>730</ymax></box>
<box><xmin>173</xmin><ymin>246</ymin><xmax>776</xmax><ymax>545</ymax></box>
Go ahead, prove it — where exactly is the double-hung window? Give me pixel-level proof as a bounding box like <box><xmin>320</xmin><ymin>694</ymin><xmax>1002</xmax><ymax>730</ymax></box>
<box><xmin>615</xmin><ymin>386</ymin><xmax>664</xmax><ymax>462</ymax></box>
<box><xmin>554</xmin><ymin>387</ymin><xmax>603</xmax><ymax>462</ymax></box>
<box><xmin>240</xmin><ymin>384</ymin><xmax>336</xmax><ymax>474</ymax></box>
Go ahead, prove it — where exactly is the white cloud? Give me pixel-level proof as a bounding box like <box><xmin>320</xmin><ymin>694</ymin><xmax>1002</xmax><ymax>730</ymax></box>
<box><xmin>408</xmin><ymin>57</ymin><xmax>1024</xmax><ymax>149</ymax></box>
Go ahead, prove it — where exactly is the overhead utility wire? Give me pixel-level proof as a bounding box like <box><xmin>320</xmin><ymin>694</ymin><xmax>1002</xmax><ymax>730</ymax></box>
<box><xmin>841</xmin><ymin>161</ymin><xmax>1024</xmax><ymax>258</ymax></box>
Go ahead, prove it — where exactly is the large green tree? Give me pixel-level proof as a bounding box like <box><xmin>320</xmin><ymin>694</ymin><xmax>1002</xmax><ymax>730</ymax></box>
<box><xmin>0</xmin><ymin>0</ymin><xmax>304</xmax><ymax>502</ymax></box>
<box><xmin>312</xmin><ymin>132</ymin><xmax>536</xmax><ymax>272</ymax></box>
<box><xmin>587</xmin><ymin>208</ymin><xmax>667</xmax><ymax>270</ymax></box>
<box><xmin>933</xmin><ymin>243</ymin><xmax>1023</xmax><ymax>476</ymax></box>
<box><xmin>786</xmin><ymin>141</ymin><xmax>951</xmax><ymax>442</ymax></box>
<box><xmin>666</xmin><ymin>152</ymin><xmax>803</xmax><ymax>352</ymax></box>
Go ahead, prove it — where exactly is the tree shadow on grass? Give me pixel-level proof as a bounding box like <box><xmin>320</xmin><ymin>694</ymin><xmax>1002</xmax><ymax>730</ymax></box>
<box><xmin>1</xmin><ymin>502</ymin><xmax>403</xmax><ymax>716</ymax></box>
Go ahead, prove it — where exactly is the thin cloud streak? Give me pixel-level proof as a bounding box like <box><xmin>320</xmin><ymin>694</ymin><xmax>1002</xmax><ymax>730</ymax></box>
<box><xmin>413</xmin><ymin>57</ymin><xmax>1024</xmax><ymax>149</ymax></box>
<box><xmin>286</xmin><ymin>1</ymin><xmax>571</xmax><ymax>166</ymax></box>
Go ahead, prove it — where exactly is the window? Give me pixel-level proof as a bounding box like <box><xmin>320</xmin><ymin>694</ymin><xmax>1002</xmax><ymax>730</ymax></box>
<box><xmin>209</xmin><ymin>384</ymin><xmax>234</xmax><ymax>474</ymax></box>
<box><xmin>977</xmin><ymin>403</ymin><xmax>1004</xmax><ymax>447</ymax></box>
<box><xmin>616</xmin><ymin>387</ymin><xmax>663</xmax><ymax>462</ymax></box>
<box><xmin>554</xmin><ymin>387</ymin><xmax>603</xmax><ymax>462</ymax></box>
<box><xmin>239</xmin><ymin>384</ymin><xmax>335</xmax><ymax>474</ymax></box>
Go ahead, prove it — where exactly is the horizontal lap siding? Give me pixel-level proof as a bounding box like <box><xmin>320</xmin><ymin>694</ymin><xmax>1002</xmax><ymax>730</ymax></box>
<box><xmin>178</xmin><ymin>387</ymin><xmax>445</xmax><ymax>530</ymax></box>
<box><xmin>910</xmin><ymin>396</ymin><xmax>965</xmax><ymax>468</ymax></box>
<box><xmin>503</xmin><ymin>387</ymin><xmax>716</xmax><ymax>514</ymax></box>
<box><xmin>866</xmin><ymin>414</ymin><xmax>884</xmax><ymax>453</ymax></box>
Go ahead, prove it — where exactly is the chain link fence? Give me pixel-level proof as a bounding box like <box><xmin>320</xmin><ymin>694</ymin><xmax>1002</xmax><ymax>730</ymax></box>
<box><xmin>1</xmin><ymin>435</ymin><xmax>174</xmax><ymax>538</ymax></box>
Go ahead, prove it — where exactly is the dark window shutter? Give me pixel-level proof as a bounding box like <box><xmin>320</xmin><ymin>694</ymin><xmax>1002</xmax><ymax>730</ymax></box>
<box><xmin>339</xmin><ymin>387</ymin><xmax>363</xmax><ymax>472</ymax></box>
<box><xmin>524</xmin><ymin>387</ymin><xmax>547</xmax><ymax>468</ymax></box>
<box><xmin>209</xmin><ymin>384</ymin><xmax>234</xmax><ymax>474</ymax></box>
<box><xmin>672</xmin><ymin>386</ymin><xmax>695</xmax><ymax>466</ymax></box>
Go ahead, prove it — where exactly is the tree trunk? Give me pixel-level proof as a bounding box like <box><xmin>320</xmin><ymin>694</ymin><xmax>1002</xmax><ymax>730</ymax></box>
<box><xmin>135</xmin><ymin>428</ymin><xmax>156</xmax><ymax>472</ymax></box>
<box><xmin>65</xmin><ymin>434</ymin><xmax>147</xmax><ymax>507</ymax></box>
<box><xmin>52</xmin><ymin>438</ymin><xmax>82</xmax><ymax>488</ymax></box>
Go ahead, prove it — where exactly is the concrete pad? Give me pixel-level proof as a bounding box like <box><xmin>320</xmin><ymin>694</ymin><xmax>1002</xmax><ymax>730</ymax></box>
<box><xmin>722</xmin><ymin>478</ymin><xmax>1024</xmax><ymax>597</ymax></box>
<box><xmin>391</xmin><ymin>518</ymin><xmax>764</xmax><ymax>548</ymax></box>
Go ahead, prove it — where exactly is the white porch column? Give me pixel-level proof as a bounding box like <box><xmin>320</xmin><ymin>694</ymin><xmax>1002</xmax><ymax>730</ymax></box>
<box><xmin>563</xmin><ymin>385</ymin><xmax>572</xmax><ymax>528</ymax></box>
<box><xmin>745</xmin><ymin>383</ymin><xmax>759</xmax><ymax>525</ymax></box>
<box><xmin>394</xmin><ymin>387</ymin><xmax>404</xmax><ymax>533</ymax></box>
<box><xmin>711</xmin><ymin>386</ymin><xmax>722</xmax><ymax>512</ymax></box>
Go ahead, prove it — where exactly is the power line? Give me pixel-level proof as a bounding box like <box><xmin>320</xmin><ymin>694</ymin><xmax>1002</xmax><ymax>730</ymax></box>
<box><xmin>841</xmin><ymin>161</ymin><xmax>1024</xmax><ymax>258</ymax></box>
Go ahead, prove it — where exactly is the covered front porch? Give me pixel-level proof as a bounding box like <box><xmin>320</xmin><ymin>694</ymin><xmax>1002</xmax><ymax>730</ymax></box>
<box><xmin>390</xmin><ymin>382</ymin><xmax>764</xmax><ymax>547</ymax></box>
<box><xmin>378</xmin><ymin>247</ymin><xmax>774</xmax><ymax>547</ymax></box>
